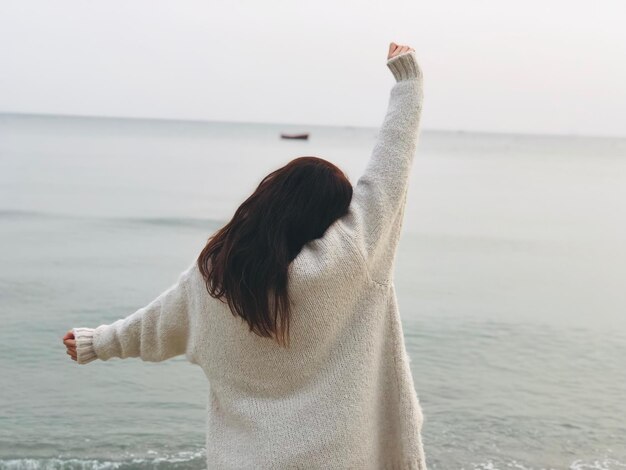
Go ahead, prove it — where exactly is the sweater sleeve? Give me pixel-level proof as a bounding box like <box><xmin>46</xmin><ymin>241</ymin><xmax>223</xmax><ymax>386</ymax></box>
<box><xmin>339</xmin><ymin>51</ymin><xmax>423</xmax><ymax>285</ymax></box>
<box><xmin>72</xmin><ymin>264</ymin><xmax>197</xmax><ymax>365</ymax></box>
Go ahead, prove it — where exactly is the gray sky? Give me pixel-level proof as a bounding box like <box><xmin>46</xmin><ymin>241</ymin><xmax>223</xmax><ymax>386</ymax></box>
<box><xmin>1</xmin><ymin>0</ymin><xmax>625</xmax><ymax>137</ymax></box>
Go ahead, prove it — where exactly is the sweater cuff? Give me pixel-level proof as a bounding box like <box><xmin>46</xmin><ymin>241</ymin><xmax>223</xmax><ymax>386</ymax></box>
<box><xmin>72</xmin><ymin>327</ymin><xmax>98</xmax><ymax>364</ymax></box>
<box><xmin>387</xmin><ymin>51</ymin><xmax>420</xmax><ymax>82</ymax></box>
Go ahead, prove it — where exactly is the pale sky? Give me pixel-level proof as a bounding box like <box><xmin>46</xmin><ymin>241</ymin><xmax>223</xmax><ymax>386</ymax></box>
<box><xmin>1</xmin><ymin>0</ymin><xmax>625</xmax><ymax>137</ymax></box>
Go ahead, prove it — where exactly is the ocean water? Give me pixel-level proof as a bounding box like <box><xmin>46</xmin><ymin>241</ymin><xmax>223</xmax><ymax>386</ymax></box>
<box><xmin>0</xmin><ymin>113</ymin><xmax>625</xmax><ymax>469</ymax></box>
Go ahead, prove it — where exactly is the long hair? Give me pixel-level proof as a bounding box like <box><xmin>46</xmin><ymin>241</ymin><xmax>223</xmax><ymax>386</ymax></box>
<box><xmin>197</xmin><ymin>156</ymin><xmax>353</xmax><ymax>347</ymax></box>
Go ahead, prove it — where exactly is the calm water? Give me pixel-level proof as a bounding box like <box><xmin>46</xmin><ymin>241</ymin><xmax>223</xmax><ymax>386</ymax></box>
<box><xmin>0</xmin><ymin>114</ymin><xmax>625</xmax><ymax>469</ymax></box>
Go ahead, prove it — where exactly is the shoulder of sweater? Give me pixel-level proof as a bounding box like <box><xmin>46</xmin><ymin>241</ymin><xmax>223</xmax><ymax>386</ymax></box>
<box><xmin>334</xmin><ymin>217</ymin><xmax>392</xmax><ymax>288</ymax></box>
<box><xmin>179</xmin><ymin>259</ymin><xmax>204</xmax><ymax>294</ymax></box>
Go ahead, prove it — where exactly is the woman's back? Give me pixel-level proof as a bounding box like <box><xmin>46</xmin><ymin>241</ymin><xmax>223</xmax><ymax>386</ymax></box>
<box><xmin>184</xmin><ymin>213</ymin><xmax>425</xmax><ymax>468</ymax></box>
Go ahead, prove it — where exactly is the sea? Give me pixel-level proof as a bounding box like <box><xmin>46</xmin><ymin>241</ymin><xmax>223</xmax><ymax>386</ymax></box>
<box><xmin>0</xmin><ymin>113</ymin><xmax>625</xmax><ymax>470</ymax></box>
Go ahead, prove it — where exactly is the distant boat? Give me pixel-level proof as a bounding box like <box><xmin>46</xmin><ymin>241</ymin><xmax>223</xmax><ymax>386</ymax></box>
<box><xmin>280</xmin><ymin>132</ymin><xmax>309</xmax><ymax>140</ymax></box>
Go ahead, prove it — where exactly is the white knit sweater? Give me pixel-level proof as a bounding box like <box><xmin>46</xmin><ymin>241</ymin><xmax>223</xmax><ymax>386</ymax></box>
<box><xmin>73</xmin><ymin>50</ymin><xmax>426</xmax><ymax>470</ymax></box>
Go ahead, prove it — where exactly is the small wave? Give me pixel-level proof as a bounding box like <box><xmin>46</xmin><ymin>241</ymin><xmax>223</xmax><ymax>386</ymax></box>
<box><xmin>0</xmin><ymin>209</ymin><xmax>50</xmax><ymax>219</ymax></box>
<box><xmin>122</xmin><ymin>216</ymin><xmax>220</xmax><ymax>229</ymax></box>
<box><xmin>570</xmin><ymin>459</ymin><xmax>626</xmax><ymax>470</ymax></box>
<box><xmin>0</xmin><ymin>449</ymin><xmax>205</xmax><ymax>470</ymax></box>
<box><xmin>0</xmin><ymin>209</ymin><xmax>222</xmax><ymax>229</ymax></box>
<box><xmin>460</xmin><ymin>458</ymin><xmax>626</xmax><ymax>470</ymax></box>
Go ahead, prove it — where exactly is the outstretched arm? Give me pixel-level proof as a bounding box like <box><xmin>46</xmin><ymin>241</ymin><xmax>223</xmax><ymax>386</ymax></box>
<box><xmin>66</xmin><ymin>263</ymin><xmax>197</xmax><ymax>365</ymax></box>
<box><xmin>339</xmin><ymin>43</ymin><xmax>424</xmax><ymax>285</ymax></box>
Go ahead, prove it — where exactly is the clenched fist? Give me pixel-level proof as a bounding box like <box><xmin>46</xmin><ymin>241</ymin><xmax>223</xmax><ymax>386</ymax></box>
<box><xmin>62</xmin><ymin>330</ymin><xmax>77</xmax><ymax>362</ymax></box>
<box><xmin>388</xmin><ymin>42</ymin><xmax>415</xmax><ymax>60</ymax></box>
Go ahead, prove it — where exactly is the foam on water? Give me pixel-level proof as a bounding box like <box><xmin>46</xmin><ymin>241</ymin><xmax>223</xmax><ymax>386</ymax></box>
<box><xmin>2</xmin><ymin>456</ymin><xmax>626</xmax><ymax>470</ymax></box>
<box><xmin>0</xmin><ymin>449</ymin><xmax>205</xmax><ymax>470</ymax></box>
<box><xmin>0</xmin><ymin>451</ymin><xmax>206</xmax><ymax>470</ymax></box>
<box><xmin>460</xmin><ymin>459</ymin><xmax>626</xmax><ymax>470</ymax></box>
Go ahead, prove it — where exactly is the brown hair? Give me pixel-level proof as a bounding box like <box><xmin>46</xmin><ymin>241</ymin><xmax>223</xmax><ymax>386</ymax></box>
<box><xmin>197</xmin><ymin>156</ymin><xmax>353</xmax><ymax>347</ymax></box>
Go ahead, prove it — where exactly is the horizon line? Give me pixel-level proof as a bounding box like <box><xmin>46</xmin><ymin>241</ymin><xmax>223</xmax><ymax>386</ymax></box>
<box><xmin>1</xmin><ymin>110</ymin><xmax>624</xmax><ymax>141</ymax></box>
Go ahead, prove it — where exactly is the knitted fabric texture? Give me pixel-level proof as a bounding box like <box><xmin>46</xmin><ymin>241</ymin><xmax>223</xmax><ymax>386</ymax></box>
<box><xmin>73</xmin><ymin>50</ymin><xmax>426</xmax><ymax>470</ymax></box>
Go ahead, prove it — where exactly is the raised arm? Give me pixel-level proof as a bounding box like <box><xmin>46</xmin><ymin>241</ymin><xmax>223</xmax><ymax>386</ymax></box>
<box><xmin>69</xmin><ymin>262</ymin><xmax>198</xmax><ymax>365</ymax></box>
<box><xmin>338</xmin><ymin>43</ymin><xmax>424</xmax><ymax>285</ymax></box>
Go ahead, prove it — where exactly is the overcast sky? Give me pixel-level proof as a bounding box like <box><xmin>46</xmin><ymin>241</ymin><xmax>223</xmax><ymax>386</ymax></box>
<box><xmin>1</xmin><ymin>0</ymin><xmax>625</xmax><ymax>137</ymax></box>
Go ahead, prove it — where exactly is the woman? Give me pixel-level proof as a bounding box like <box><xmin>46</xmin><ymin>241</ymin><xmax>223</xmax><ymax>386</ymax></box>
<box><xmin>63</xmin><ymin>42</ymin><xmax>425</xmax><ymax>469</ymax></box>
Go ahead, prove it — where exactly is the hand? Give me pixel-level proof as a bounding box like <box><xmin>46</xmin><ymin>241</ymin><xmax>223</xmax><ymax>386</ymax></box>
<box><xmin>63</xmin><ymin>330</ymin><xmax>77</xmax><ymax>362</ymax></box>
<box><xmin>388</xmin><ymin>42</ymin><xmax>415</xmax><ymax>60</ymax></box>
